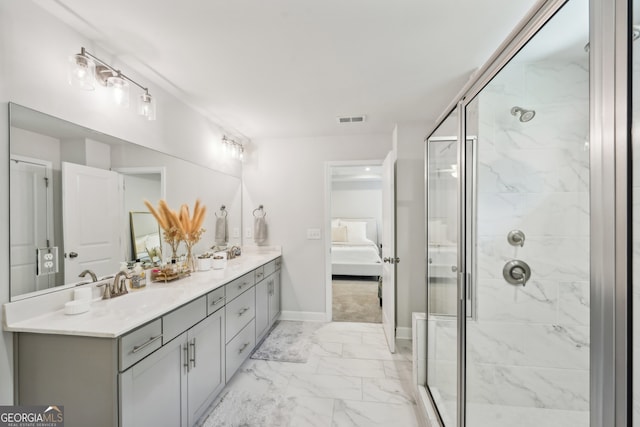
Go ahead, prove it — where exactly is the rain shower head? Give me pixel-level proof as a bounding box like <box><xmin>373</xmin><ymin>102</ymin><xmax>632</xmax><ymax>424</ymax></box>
<box><xmin>510</xmin><ymin>106</ymin><xmax>536</xmax><ymax>122</ymax></box>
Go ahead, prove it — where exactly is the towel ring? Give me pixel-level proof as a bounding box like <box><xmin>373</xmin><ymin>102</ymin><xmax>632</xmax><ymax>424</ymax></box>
<box><xmin>253</xmin><ymin>205</ymin><xmax>266</xmax><ymax>218</ymax></box>
<box><xmin>215</xmin><ymin>205</ymin><xmax>228</xmax><ymax>218</ymax></box>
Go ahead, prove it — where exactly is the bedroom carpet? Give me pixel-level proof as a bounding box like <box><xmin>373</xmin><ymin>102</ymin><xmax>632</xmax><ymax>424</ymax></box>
<box><xmin>332</xmin><ymin>279</ymin><xmax>382</xmax><ymax>323</ymax></box>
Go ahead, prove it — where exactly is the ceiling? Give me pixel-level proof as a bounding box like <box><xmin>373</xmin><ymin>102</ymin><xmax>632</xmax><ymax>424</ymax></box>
<box><xmin>36</xmin><ymin>0</ymin><xmax>538</xmax><ymax>140</ymax></box>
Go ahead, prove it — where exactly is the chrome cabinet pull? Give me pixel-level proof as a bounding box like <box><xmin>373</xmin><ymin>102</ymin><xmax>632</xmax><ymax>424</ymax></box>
<box><xmin>238</xmin><ymin>307</ymin><xmax>250</xmax><ymax>316</ymax></box>
<box><xmin>190</xmin><ymin>338</ymin><xmax>197</xmax><ymax>368</ymax></box>
<box><xmin>183</xmin><ymin>344</ymin><xmax>190</xmax><ymax>372</ymax></box>
<box><xmin>238</xmin><ymin>282</ymin><xmax>248</xmax><ymax>290</ymax></box>
<box><xmin>132</xmin><ymin>334</ymin><xmax>162</xmax><ymax>354</ymax></box>
<box><xmin>211</xmin><ymin>296</ymin><xmax>225</xmax><ymax>306</ymax></box>
<box><xmin>238</xmin><ymin>342</ymin><xmax>250</xmax><ymax>354</ymax></box>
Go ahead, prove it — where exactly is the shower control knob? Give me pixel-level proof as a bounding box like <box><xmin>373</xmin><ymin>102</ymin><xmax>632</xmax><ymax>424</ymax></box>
<box><xmin>503</xmin><ymin>259</ymin><xmax>531</xmax><ymax>286</ymax></box>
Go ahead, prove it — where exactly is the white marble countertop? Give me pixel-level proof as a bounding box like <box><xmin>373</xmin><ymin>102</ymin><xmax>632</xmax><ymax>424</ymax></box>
<box><xmin>3</xmin><ymin>248</ymin><xmax>281</xmax><ymax>339</ymax></box>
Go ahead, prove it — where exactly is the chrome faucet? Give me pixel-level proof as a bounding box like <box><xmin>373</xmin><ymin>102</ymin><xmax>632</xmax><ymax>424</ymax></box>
<box><xmin>101</xmin><ymin>270</ymin><xmax>132</xmax><ymax>299</ymax></box>
<box><xmin>78</xmin><ymin>269</ymin><xmax>98</xmax><ymax>282</ymax></box>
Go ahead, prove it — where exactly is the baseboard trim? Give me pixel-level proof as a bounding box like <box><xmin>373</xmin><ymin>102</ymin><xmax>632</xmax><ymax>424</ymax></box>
<box><xmin>279</xmin><ymin>310</ymin><xmax>327</xmax><ymax>322</ymax></box>
<box><xmin>397</xmin><ymin>326</ymin><xmax>412</xmax><ymax>340</ymax></box>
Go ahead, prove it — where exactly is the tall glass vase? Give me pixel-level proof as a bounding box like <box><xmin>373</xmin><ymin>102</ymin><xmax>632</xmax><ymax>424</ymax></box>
<box><xmin>185</xmin><ymin>242</ymin><xmax>196</xmax><ymax>273</ymax></box>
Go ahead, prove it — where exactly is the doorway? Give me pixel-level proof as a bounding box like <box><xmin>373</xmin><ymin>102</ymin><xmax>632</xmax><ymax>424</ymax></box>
<box><xmin>326</xmin><ymin>161</ymin><xmax>384</xmax><ymax>324</ymax></box>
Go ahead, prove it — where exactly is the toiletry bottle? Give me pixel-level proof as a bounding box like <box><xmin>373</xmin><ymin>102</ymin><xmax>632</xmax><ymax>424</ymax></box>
<box><xmin>132</xmin><ymin>262</ymin><xmax>144</xmax><ymax>288</ymax></box>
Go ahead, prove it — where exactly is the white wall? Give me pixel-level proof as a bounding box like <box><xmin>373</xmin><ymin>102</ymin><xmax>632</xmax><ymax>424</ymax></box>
<box><xmin>242</xmin><ymin>135</ymin><xmax>390</xmax><ymax>318</ymax></box>
<box><xmin>331</xmin><ymin>179</ymin><xmax>382</xmax><ymax>243</ymax></box>
<box><xmin>394</xmin><ymin>122</ymin><xmax>430</xmax><ymax>335</ymax></box>
<box><xmin>0</xmin><ymin>0</ymin><xmax>242</xmax><ymax>404</ymax></box>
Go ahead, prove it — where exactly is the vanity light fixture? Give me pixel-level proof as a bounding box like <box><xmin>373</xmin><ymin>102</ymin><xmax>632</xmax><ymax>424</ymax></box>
<box><xmin>68</xmin><ymin>47</ymin><xmax>156</xmax><ymax>120</ymax></box>
<box><xmin>221</xmin><ymin>135</ymin><xmax>244</xmax><ymax>160</ymax></box>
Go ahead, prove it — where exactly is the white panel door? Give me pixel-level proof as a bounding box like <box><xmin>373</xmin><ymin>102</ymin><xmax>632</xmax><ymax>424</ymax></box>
<box><xmin>62</xmin><ymin>162</ymin><xmax>121</xmax><ymax>282</ymax></box>
<box><xmin>10</xmin><ymin>158</ymin><xmax>53</xmax><ymax>294</ymax></box>
<box><xmin>381</xmin><ymin>151</ymin><xmax>396</xmax><ymax>353</ymax></box>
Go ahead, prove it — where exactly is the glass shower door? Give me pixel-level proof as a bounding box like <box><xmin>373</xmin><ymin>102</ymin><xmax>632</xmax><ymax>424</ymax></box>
<box><xmin>464</xmin><ymin>1</ymin><xmax>590</xmax><ymax>425</ymax></box>
<box><xmin>426</xmin><ymin>111</ymin><xmax>459</xmax><ymax>426</ymax></box>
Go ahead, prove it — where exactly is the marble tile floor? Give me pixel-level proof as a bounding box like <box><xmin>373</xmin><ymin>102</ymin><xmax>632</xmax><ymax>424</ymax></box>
<box><xmin>199</xmin><ymin>321</ymin><xmax>422</xmax><ymax>427</ymax></box>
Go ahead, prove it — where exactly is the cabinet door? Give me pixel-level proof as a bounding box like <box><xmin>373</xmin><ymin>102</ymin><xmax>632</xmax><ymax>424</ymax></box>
<box><xmin>120</xmin><ymin>333</ymin><xmax>187</xmax><ymax>427</ymax></box>
<box><xmin>255</xmin><ymin>278</ymin><xmax>269</xmax><ymax>342</ymax></box>
<box><xmin>268</xmin><ymin>273</ymin><xmax>281</xmax><ymax>325</ymax></box>
<box><xmin>187</xmin><ymin>310</ymin><xmax>226</xmax><ymax>426</ymax></box>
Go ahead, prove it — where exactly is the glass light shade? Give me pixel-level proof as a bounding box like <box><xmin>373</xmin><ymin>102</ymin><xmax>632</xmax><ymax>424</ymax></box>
<box><xmin>67</xmin><ymin>54</ymin><xmax>96</xmax><ymax>90</ymax></box>
<box><xmin>107</xmin><ymin>75</ymin><xmax>130</xmax><ymax>108</ymax></box>
<box><xmin>138</xmin><ymin>92</ymin><xmax>156</xmax><ymax>120</ymax></box>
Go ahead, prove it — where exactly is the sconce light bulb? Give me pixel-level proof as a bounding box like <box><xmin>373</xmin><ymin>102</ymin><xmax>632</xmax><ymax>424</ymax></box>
<box><xmin>107</xmin><ymin>75</ymin><xmax>130</xmax><ymax>108</ymax></box>
<box><xmin>68</xmin><ymin>54</ymin><xmax>96</xmax><ymax>91</ymax></box>
<box><xmin>137</xmin><ymin>92</ymin><xmax>156</xmax><ymax>120</ymax></box>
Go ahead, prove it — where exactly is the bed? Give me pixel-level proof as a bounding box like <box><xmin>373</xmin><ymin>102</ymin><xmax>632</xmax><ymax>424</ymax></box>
<box><xmin>331</xmin><ymin>218</ymin><xmax>383</xmax><ymax>278</ymax></box>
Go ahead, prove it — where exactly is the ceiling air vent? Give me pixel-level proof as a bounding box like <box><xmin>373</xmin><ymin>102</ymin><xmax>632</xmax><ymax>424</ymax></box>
<box><xmin>337</xmin><ymin>115</ymin><xmax>366</xmax><ymax>124</ymax></box>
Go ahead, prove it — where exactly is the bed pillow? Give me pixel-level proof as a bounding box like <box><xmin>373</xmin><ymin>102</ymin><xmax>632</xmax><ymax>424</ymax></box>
<box><xmin>342</xmin><ymin>221</ymin><xmax>368</xmax><ymax>243</ymax></box>
<box><xmin>332</xmin><ymin>225</ymin><xmax>348</xmax><ymax>242</ymax></box>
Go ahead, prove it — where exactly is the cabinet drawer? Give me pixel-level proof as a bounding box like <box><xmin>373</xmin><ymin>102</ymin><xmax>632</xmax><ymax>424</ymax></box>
<box><xmin>163</xmin><ymin>296</ymin><xmax>206</xmax><ymax>344</ymax></box>
<box><xmin>225</xmin><ymin>287</ymin><xmax>255</xmax><ymax>343</ymax></box>
<box><xmin>225</xmin><ymin>320</ymin><xmax>255</xmax><ymax>381</ymax></box>
<box><xmin>207</xmin><ymin>286</ymin><xmax>226</xmax><ymax>316</ymax></box>
<box><xmin>263</xmin><ymin>260</ymin><xmax>276</xmax><ymax>277</ymax></box>
<box><xmin>254</xmin><ymin>266</ymin><xmax>265</xmax><ymax>283</ymax></box>
<box><xmin>119</xmin><ymin>319</ymin><xmax>162</xmax><ymax>371</ymax></box>
<box><xmin>225</xmin><ymin>271</ymin><xmax>255</xmax><ymax>301</ymax></box>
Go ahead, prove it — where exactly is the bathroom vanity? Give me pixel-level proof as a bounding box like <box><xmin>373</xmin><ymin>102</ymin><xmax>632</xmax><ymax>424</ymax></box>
<box><xmin>3</xmin><ymin>249</ymin><xmax>281</xmax><ymax>427</ymax></box>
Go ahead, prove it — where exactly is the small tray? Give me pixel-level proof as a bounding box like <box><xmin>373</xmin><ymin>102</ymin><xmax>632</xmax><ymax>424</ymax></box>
<box><xmin>151</xmin><ymin>270</ymin><xmax>191</xmax><ymax>283</ymax></box>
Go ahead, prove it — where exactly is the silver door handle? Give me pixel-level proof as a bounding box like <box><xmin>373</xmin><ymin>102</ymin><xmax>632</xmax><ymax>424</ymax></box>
<box><xmin>238</xmin><ymin>342</ymin><xmax>250</xmax><ymax>354</ymax></box>
<box><xmin>132</xmin><ymin>335</ymin><xmax>163</xmax><ymax>353</ymax></box>
<box><xmin>238</xmin><ymin>307</ymin><xmax>250</xmax><ymax>316</ymax></box>
<box><xmin>68</xmin><ymin>252</ymin><xmax>78</xmax><ymax>259</ymax></box>
<box><xmin>211</xmin><ymin>296</ymin><xmax>225</xmax><ymax>306</ymax></box>
<box><xmin>190</xmin><ymin>338</ymin><xmax>196</xmax><ymax>368</ymax></box>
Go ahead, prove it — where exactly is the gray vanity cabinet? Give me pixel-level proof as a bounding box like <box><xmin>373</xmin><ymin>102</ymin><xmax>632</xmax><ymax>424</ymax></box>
<box><xmin>269</xmin><ymin>272</ymin><xmax>281</xmax><ymax>324</ymax></box>
<box><xmin>10</xmin><ymin>254</ymin><xmax>280</xmax><ymax>427</ymax></box>
<box><xmin>120</xmin><ymin>305</ymin><xmax>225</xmax><ymax>427</ymax></box>
<box><xmin>119</xmin><ymin>331</ymin><xmax>187</xmax><ymax>427</ymax></box>
<box><xmin>255</xmin><ymin>277</ymin><xmax>270</xmax><ymax>342</ymax></box>
<box><xmin>255</xmin><ymin>257</ymin><xmax>282</xmax><ymax>343</ymax></box>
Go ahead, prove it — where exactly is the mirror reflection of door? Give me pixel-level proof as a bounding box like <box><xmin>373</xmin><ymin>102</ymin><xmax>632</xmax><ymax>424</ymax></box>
<box><xmin>62</xmin><ymin>162</ymin><xmax>121</xmax><ymax>283</ymax></box>
<box><xmin>10</xmin><ymin>156</ymin><xmax>55</xmax><ymax>297</ymax></box>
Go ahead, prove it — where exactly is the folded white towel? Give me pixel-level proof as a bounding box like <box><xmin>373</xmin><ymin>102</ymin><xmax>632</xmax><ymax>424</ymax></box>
<box><xmin>254</xmin><ymin>217</ymin><xmax>267</xmax><ymax>245</ymax></box>
<box><xmin>215</xmin><ymin>216</ymin><xmax>228</xmax><ymax>246</ymax></box>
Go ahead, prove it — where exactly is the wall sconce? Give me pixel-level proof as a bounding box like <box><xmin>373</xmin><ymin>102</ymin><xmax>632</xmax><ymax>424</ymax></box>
<box><xmin>221</xmin><ymin>135</ymin><xmax>244</xmax><ymax>160</ymax></box>
<box><xmin>68</xmin><ymin>47</ymin><xmax>156</xmax><ymax>120</ymax></box>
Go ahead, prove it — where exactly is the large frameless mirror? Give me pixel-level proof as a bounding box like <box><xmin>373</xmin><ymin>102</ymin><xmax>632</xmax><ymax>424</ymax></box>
<box><xmin>9</xmin><ymin>103</ymin><xmax>242</xmax><ymax>300</ymax></box>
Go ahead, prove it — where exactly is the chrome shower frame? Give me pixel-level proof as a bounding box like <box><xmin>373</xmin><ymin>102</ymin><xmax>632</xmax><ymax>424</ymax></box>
<box><xmin>419</xmin><ymin>0</ymin><xmax>632</xmax><ymax>425</ymax></box>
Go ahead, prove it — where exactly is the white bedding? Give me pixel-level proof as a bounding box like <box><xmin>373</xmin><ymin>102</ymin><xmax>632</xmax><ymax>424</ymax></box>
<box><xmin>331</xmin><ymin>240</ymin><xmax>382</xmax><ymax>276</ymax></box>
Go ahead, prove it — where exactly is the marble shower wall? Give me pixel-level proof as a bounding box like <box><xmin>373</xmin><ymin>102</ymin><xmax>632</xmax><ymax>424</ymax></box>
<box><xmin>468</xmin><ymin>58</ymin><xmax>590</xmax><ymax>411</ymax></box>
